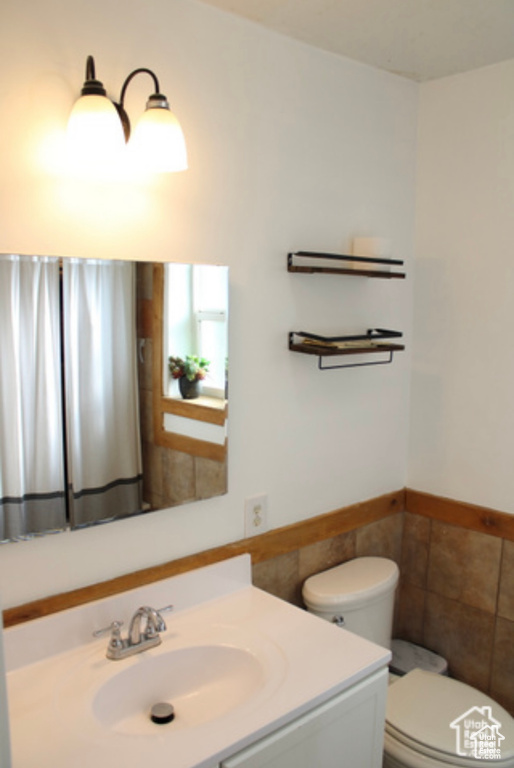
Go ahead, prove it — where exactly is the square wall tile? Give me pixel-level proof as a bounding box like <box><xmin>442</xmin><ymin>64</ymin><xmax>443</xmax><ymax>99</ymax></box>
<box><xmin>252</xmin><ymin>552</ymin><xmax>300</xmax><ymax>607</ymax></box>
<box><xmin>355</xmin><ymin>513</ymin><xmax>403</xmax><ymax>563</ymax></box>
<box><xmin>194</xmin><ymin>456</ymin><xmax>227</xmax><ymax>500</ymax></box>
<box><xmin>427</xmin><ymin>522</ymin><xmax>501</xmax><ymax>614</ymax></box>
<box><xmin>297</xmin><ymin>531</ymin><xmax>356</xmax><ymax>587</ymax></box>
<box><xmin>424</xmin><ymin>592</ymin><xmax>495</xmax><ymax>693</ymax></box>
<box><xmin>162</xmin><ymin>449</ymin><xmax>195</xmax><ymax>506</ymax></box>
<box><xmin>490</xmin><ymin>617</ymin><xmax>514</xmax><ymax>716</ymax></box>
<box><xmin>498</xmin><ymin>540</ymin><xmax>514</xmax><ymax>621</ymax></box>
<box><xmin>395</xmin><ymin>581</ymin><xmax>425</xmax><ymax>644</ymax></box>
<box><xmin>401</xmin><ymin>512</ymin><xmax>430</xmax><ymax>588</ymax></box>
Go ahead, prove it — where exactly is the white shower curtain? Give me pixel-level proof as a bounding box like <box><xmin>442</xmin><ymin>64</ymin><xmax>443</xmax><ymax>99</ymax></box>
<box><xmin>0</xmin><ymin>255</ymin><xmax>66</xmax><ymax>541</ymax></box>
<box><xmin>62</xmin><ymin>259</ymin><xmax>142</xmax><ymax>527</ymax></box>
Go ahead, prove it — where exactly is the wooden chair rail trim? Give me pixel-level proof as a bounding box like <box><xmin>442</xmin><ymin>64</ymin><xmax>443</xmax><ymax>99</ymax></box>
<box><xmin>3</xmin><ymin>489</ymin><xmax>404</xmax><ymax>628</ymax></box>
<box><xmin>405</xmin><ymin>488</ymin><xmax>514</xmax><ymax>541</ymax></box>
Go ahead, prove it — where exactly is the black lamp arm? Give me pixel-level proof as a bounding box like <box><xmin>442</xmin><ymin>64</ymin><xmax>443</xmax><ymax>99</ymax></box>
<box><xmin>115</xmin><ymin>68</ymin><xmax>164</xmax><ymax>141</ymax></box>
<box><xmin>119</xmin><ymin>68</ymin><xmax>161</xmax><ymax>107</ymax></box>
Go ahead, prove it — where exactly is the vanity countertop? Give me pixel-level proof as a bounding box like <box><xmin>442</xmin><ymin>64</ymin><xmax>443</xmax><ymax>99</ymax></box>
<box><xmin>5</xmin><ymin>555</ymin><xmax>390</xmax><ymax>768</ymax></box>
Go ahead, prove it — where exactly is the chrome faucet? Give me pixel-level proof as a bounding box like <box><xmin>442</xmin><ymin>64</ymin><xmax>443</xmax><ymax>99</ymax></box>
<box><xmin>94</xmin><ymin>604</ymin><xmax>172</xmax><ymax>660</ymax></box>
<box><xmin>129</xmin><ymin>606</ymin><xmax>167</xmax><ymax>646</ymax></box>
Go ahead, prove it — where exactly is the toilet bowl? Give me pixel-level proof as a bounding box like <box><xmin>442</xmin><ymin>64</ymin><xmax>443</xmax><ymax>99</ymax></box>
<box><xmin>384</xmin><ymin>668</ymin><xmax>514</xmax><ymax>767</ymax></box>
<box><xmin>302</xmin><ymin>557</ymin><xmax>514</xmax><ymax>767</ymax></box>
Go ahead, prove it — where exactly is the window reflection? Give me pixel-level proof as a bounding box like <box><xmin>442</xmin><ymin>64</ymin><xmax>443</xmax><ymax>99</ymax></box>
<box><xmin>164</xmin><ymin>264</ymin><xmax>228</xmax><ymax>400</ymax></box>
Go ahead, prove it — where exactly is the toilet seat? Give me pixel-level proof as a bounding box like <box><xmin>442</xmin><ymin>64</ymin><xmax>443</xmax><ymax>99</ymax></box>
<box><xmin>385</xmin><ymin>669</ymin><xmax>514</xmax><ymax>767</ymax></box>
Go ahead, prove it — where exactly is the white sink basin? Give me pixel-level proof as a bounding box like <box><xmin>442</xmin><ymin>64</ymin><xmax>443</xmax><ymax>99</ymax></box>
<box><xmin>53</xmin><ymin>620</ymin><xmax>287</xmax><ymax>742</ymax></box>
<box><xmin>92</xmin><ymin>644</ymin><xmax>268</xmax><ymax>734</ymax></box>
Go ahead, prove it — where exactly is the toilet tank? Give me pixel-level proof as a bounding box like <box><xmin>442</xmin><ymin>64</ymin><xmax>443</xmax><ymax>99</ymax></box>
<box><xmin>302</xmin><ymin>557</ymin><xmax>399</xmax><ymax>649</ymax></box>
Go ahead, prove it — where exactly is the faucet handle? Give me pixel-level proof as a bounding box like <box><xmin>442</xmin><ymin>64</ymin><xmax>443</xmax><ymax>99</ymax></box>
<box><xmin>140</xmin><ymin>605</ymin><xmax>173</xmax><ymax>639</ymax></box>
<box><xmin>93</xmin><ymin>620</ymin><xmax>124</xmax><ymax>649</ymax></box>
<box><xmin>154</xmin><ymin>605</ymin><xmax>174</xmax><ymax>634</ymax></box>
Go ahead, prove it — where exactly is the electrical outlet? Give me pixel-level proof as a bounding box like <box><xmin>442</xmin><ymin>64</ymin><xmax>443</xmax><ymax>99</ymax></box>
<box><xmin>244</xmin><ymin>494</ymin><xmax>269</xmax><ymax>538</ymax></box>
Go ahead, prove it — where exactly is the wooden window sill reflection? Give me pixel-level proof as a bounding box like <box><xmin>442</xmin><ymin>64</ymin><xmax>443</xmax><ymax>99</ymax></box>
<box><xmin>162</xmin><ymin>395</ymin><xmax>227</xmax><ymax>426</ymax></box>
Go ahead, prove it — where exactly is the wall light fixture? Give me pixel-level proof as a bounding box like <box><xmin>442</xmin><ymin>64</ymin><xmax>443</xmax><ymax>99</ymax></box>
<box><xmin>67</xmin><ymin>55</ymin><xmax>188</xmax><ymax>175</ymax></box>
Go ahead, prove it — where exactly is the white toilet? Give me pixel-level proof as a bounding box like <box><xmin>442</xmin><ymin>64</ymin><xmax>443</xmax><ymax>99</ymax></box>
<box><xmin>303</xmin><ymin>557</ymin><xmax>514</xmax><ymax>767</ymax></box>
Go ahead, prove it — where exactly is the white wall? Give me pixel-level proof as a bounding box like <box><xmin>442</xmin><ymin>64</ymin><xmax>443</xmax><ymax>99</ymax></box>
<box><xmin>409</xmin><ymin>59</ymin><xmax>514</xmax><ymax>513</ymax></box>
<box><xmin>0</xmin><ymin>0</ymin><xmax>417</xmax><ymax>608</ymax></box>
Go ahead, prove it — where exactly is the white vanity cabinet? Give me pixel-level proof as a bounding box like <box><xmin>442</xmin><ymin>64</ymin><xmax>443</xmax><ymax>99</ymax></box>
<box><xmin>220</xmin><ymin>669</ymin><xmax>387</xmax><ymax>768</ymax></box>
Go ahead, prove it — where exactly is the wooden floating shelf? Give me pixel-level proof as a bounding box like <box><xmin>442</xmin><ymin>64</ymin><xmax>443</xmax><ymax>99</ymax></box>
<box><xmin>288</xmin><ymin>251</ymin><xmax>406</xmax><ymax>279</ymax></box>
<box><xmin>289</xmin><ymin>330</ymin><xmax>405</xmax><ymax>370</ymax></box>
<box><xmin>289</xmin><ymin>340</ymin><xmax>406</xmax><ymax>357</ymax></box>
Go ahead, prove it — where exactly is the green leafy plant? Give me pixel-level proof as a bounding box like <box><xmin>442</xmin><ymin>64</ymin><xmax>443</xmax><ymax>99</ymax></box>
<box><xmin>169</xmin><ymin>355</ymin><xmax>210</xmax><ymax>382</ymax></box>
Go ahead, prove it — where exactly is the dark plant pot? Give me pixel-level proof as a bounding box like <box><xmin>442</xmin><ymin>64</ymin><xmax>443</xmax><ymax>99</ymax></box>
<box><xmin>179</xmin><ymin>376</ymin><xmax>200</xmax><ymax>399</ymax></box>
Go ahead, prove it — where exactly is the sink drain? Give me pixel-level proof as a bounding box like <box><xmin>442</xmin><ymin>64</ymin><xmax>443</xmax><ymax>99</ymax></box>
<box><xmin>150</xmin><ymin>702</ymin><xmax>175</xmax><ymax>725</ymax></box>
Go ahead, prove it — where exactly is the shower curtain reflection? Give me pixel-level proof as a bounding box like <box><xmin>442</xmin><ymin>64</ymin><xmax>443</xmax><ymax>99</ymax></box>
<box><xmin>0</xmin><ymin>255</ymin><xmax>66</xmax><ymax>541</ymax></box>
<box><xmin>63</xmin><ymin>259</ymin><xmax>142</xmax><ymax>527</ymax></box>
<box><xmin>0</xmin><ymin>256</ymin><xmax>143</xmax><ymax>542</ymax></box>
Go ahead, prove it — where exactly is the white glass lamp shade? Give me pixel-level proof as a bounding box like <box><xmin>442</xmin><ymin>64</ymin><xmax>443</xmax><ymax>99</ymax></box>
<box><xmin>66</xmin><ymin>93</ymin><xmax>125</xmax><ymax>176</ymax></box>
<box><xmin>129</xmin><ymin>103</ymin><xmax>188</xmax><ymax>174</ymax></box>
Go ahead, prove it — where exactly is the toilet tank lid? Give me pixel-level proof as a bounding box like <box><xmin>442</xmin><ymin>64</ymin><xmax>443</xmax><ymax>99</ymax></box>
<box><xmin>302</xmin><ymin>557</ymin><xmax>399</xmax><ymax>609</ymax></box>
<box><xmin>386</xmin><ymin>669</ymin><xmax>514</xmax><ymax>764</ymax></box>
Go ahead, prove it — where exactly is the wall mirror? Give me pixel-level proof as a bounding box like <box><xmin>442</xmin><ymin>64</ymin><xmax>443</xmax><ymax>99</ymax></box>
<box><xmin>0</xmin><ymin>255</ymin><xmax>228</xmax><ymax>544</ymax></box>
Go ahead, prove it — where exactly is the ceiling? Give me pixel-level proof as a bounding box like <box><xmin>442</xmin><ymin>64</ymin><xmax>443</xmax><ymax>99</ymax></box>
<box><xmin>199</xmin><ymin>0</ymin><xmax>514</xmax><ymax>82</ymax></box>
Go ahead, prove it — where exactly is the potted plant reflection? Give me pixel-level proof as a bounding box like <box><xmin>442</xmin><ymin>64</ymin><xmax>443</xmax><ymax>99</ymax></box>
<box><xmin>169</xmin><ymin>355</ymin><xmax>210</xmax><ymax>399</ymax></box>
